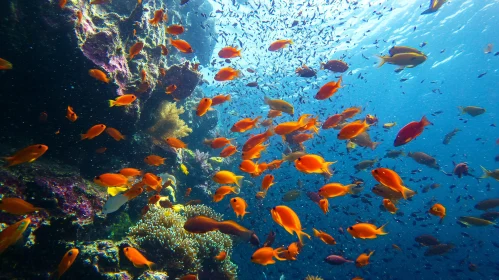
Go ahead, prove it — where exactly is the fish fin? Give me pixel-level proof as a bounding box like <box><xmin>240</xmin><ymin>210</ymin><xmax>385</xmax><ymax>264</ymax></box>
<box><xmin>370</xmin><ymin>142</ymin><xmax>381</xmax><ymax>150</ymax></box>
<box><xmin>321</xmin><ymin>161</ymin><xmax>337</xmax><ymax>175</ymax></box>
<box><xmin>108</xmin><ymin>100</ymin><xmax>116</xmax><ymax>107</ymax></box>
<box><xmin>296</xmin><ymin>230</ymin><xmax>311</xmax><ymax>244</ymax></box>
<box><xmin>480</xmin><ymin>166</ymin><xmax>490</xmax><ymax>179</ymax></box>
<box><xmin>235</xmin><ymin>176</ymin><xmax>244</xmax><ymax>187</ymax></box>
<box><xmin>225</xmin><ymin>94</ymin><xmax>232</xmax><ymax>101</ymax></box>
<box><xmin>80</xmin><ymin>134</ymin><xmax>87</xmax><ymax>140</ymax></box>
<box><xmin>264</xmin><ymin>96</ymin><xmax>271</xmax><ymax>105</ymax></box>
<box><xmin>108</xmin><ymin>187</ymin><xmax>127</xmax><ymax>196</ymax></box>
<box><xmin>320</xmin><ymin>63</ymin><xmax>325</xmax><ymax>70</ymax></box>
<box><xmin>346</xmin><ymin>184</ymin><xmax>357</xmax><ymax>194</ymax></box>
<box><xmin>420</xmin><ymin>115</ymin><xmax>432</xmax><ymax>126</ymax></box>
<box><xmin>147</xmin><ymin>261</ymin><xmax>156</xmax><ymax>270</ymax></box>
<box><xmin>273</xmin><ymin>247</ymin><xmax>287</xmax><ymax>261</ymax></box>
<box><xmin>376</xmin><ymin>55</ymin><xmax>386</xmax><ymax>68</ymax></box>
<box><xmin>312</xmin><ymin>228</ymin><xmax>320</xmax><ymax>237</ymax></box>
<box><xmin>376</xmin><ymin>223</ymin><xmax>388</xmax><ymax>235</ymax></box>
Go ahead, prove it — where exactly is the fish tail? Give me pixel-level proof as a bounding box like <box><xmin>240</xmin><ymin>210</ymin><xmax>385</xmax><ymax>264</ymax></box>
<box><xmin>480</xmin><ymin>166</ymin><xmax>490</xmax><ymax>179</ymax></box>
<box><xmin>370</xmin><ymin>142</ymin><xmax>381</xmax><ymax>150</ymax></box>
<box><xmin>108</xmin><ymin>100</ymin><xmax>116</xmax><ymax>107</ymax></box>
<box><xmin>458</xmin><ymin>106</ymin><xmax>465</xmax><ymax>114</ymax></box>
<box><xmin>346</xmin><ymin>184</ymin><xmax>357</xmax><ymax>194</ymax></box>
<box><xmin>265</xmin><ymin>127</ymin><xmax>275</xmax><ymax>137</ymax></box>
<box><xmin>321</xmin><ymin>161</ymin><xmax>337</xmax><ymax>176</ymax></box>
<box><xmin>225</xmin><ymin>94</ymin><xmax>231</xmax><ymax>101</ymax></box>
<box><xmin>264</xmin><ymin>96</ymin><xmax>270</xmax><ymax>105</ymax></box>
<box><xmin>80</xmin><ymin>134</ymin><xmax>87</xmax><ymax>140</ymax></box>
<box><xmin>377</xmin><ymin>55</ymin><xmax>387</xmax><ymax>68</ymax></box>
<box><xmin>376</xmin><ymin>223</ymin><xmax>388</xmax><ymax>235</ymax></box>
<box><xmin>233</xmin><ymin>185</ymin><xmax>241</xmax><ymax>194</ymax></box>
<box><xmin>312</xmin><ymin>228</ymin><xmax>320</xmax><ymax>237</ymax></box>
<box><xmin>3</xmin><ymin>157</ymin><xmax>14</xmax><ymax>167</ymax></box>
<box><xmin>368</xmin><ymin>250</ymin><xmax>375</xmax><ymax>257</ymax></box>
<box><xmin>420</xmin><ymin>115</ymin><xmax>432</xmax><ymax>126</ymax></box>
<box><xmin>273</xmin><ymin>247</ymin><xmax>287</xmax><ymax>261</ymax></box>
<box><xmin>288</xmin><ymin>39</ymin><xmax>294</xmax><ymax>45</ymax></box>
<box><xmin>401</xmin><ymin>186</ymin><xmax>414</xmax><ymax>200</ymax></box>
<box><xmin>296</xmin><ymin>230</ymin><xmax>311</xmax><ymax>244</ymax></box>
<box><xmin>235</xmin><ymin>176</ymin><xmax>244</xmax><ymax>187</ymax></box>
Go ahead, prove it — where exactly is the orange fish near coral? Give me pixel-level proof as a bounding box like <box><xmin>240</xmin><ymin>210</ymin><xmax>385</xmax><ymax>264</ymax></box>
<box><xmin>0</xmin><ymin>58</ymin><xmax>12</xmax><ymax>70</ymax></box>
<box><xmin>355</xmin><ymin>251</ymin><xmax>374</xmax><ymax>267</ymax></box>
<box><xmin>76</xmin><ymin>11</ymin><xmax>83</xmax><ymax>25</ymax></box>
<box><xmin>271</xmin><ymin>205</ymin><xmax>311</xmax><ymax>244</ymax></box>
<box><xmin>239</xmin><ymin>160</ymin><xmax>259</xmax><ymax>174</ymax></box>
<box><xmin>214</xmin><ymin>251</ymin><xmax>227</xmax><ymax>261</ymax></box>
<box><xmin>338</xmin><ymin>120</ymin><xmax>370</xmax><ymax>140</ymax></box>
<box><xmin>211</xmin><ymin>94</ymin><xmax>231</xmax><ymax>106</ymax></box>
<box><xmin>159</xmin><ymin>45</ymin><xmax>168</xmax><ymax>56</ymax></box>
<box><xmin>169</xmin><ymin>38</ymin><xmax>193</xmax><ymax>53</ymax></box>
<box><xmin>123</xmin><ymin>247</ymin><xmax>155</xmax><ymax>270</ymax></box>
<box><xmin>394</xmin><ymin>116</ymin><xmax>432</xmax><ymax>147</ymax></box>
<box><xmin>213</xmin><ymin>171</ymin><xmax>244</xmax><ymax>187</ymax></box>
<box><xmin>251</xmin><ymin>247</ymin><xmax>286</xmax><ymax>265</ymax></box>
<box><xmin>213</xmin><ymin>186</ymin><xmax>239</xmax><ymax>202</ymax></box>
<box><xmin>371</xmin><ymin>168</ymin><xmax>414</xmax><ymax>200</ymax></box>
<box><xmin>53</xmin><ymin>249</ymin><xmax>79</xmax><ymax>279</ymax></box>
<box><xmin>231</xmin><ymin>117</ymin><xmax>261</xmax><ymax>133</ymax></box>
<box><xmin>315</xmin><ymin>76</ymin><xmax>342</xmax><ymax>100</ymax></box>
<box><xmin>268</xmin><ymin>39</ymin><xmax>293</xmax><ymax>51</ymax></box>
<box><xmin>142</xmin><ymin>173</ymin><xmax>162</xmax><ymax>192</ymax></box>
<box><xmin>81</xmin><ymin>124</ymin><xmax>106</xmax><ymax>140</ymax></box>
<box><xmin>119</xmin><ymin>168</ymin><xmax>142</xmax><ymax>177</ymax></box>
<box><xmin>313</xmin><ymin>228</ymin><xmax>336</xmax><ymax>245</ymax></box>
<box><xmin>218</xmin><ymin>47</ymin><xmax>242</xmax><ymax>58</ymax></box>
<box><xmin>144</xmin><ymin>155</ymin><xmax>166</xmax><ymax>166</ymax></box>
<box><xmin>66</xmin><ymin>106</ymin><xmax>78</xmax><ymax>122</ymax></box>
<box><xmin>94</xmin><ymin>173</ymin><xmax>129</xmax><ymax>187</ymax></box>
<box><xmin>59</xmin><ymin>0</ymin><xmax>67</xmax><ymax>9</ymax></box>
<box><xmin>109</xmin><ymin>94</ymin><xmax>137</xmax><ymax>107</ymax></box>
<box><xmin>429</xmin><ymin>203</ymin><xmax>446</xmax><ymax>220</ymax></box>
<box><xmin>220</xmin><ymin>145</ymin><xmax>237</xmax><ymax>158</ymax></box>
<box><xmin>166</xmin><ymin>24</ymin><xmax>185</xmax><ymax>35</ymax></box>
<box><xmin>3</xmin><ymin>144</ymin><xmax>48</xmax><ymax>167</ymax></box>
<box><xmin>347</xmin><ymin>223</ymin><xmax>388</xmax><ymax>239</ymax></box>
<box><xmin>230</xmin><ymin>197</ymin><xmax>249</xmax><ymax>219</ymax></box>
<box><xmin>88</xmin><ymin>69</ymin><xmax>109</xmax><ymax>83</ymax></box>
<box><xmin>0</xmin><ymin>198</ymin><xmax>43</xmax><ymax>215</ymax></box>
<box><xmin>165</xmin><ymin>137</ymin><xmax>187</xmax><ymax>149</ymax></box>
<box><xmin>149</xmin><ymin>8</ymin><xmax>167</xmax><ymax>26</ymax></box>
<box><xmin>214</xmin><ymin>67</ymin><xmax>240</xmax><ymax>81</ymax></box>
<box><xmin>383</xmin><ymin>199</ymin><xmax>398</xmax><ymax>214</ymax></box>
<box><xmin>196</xmin><ymin>98</ymin><xmax>213</xmax><ymax>117</ymax></box>
<box><xmin>129</xmin><ymin>41</ymin><xmax>144</xmax><ymax>60</ymax></box>
<box><xmin>0</xmin><ymin>218</ymin><xmax>30</xmax><ymax>254</ymax></box>
<box><xmin>106</xmin><ymin>127</ymin><xmax>125</xmax><ymax>141</ymax></box>
<box><xmin>165</xmin><ymin>84</ymin><xmax>177</xmax><ymax>94</ymax></box>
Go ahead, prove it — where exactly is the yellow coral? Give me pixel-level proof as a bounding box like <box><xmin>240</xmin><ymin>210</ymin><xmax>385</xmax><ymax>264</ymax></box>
<box><xmin>148</xmin><ymin>101</ymin><xmax>192</xmax><ymax>140</ymax></box>
<box><xmin>304</xmin><ymin>276</ymin><xmax>324</xmax><ymax>280</ymax></box>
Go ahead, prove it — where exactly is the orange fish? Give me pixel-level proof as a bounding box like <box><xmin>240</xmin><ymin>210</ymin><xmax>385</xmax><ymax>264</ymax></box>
<box><xmin>267</xmin><ymin>159</ymin><xmax>284</xmax><ymax>170</ymax></box>
<box><xmin>142</xmin><ymin>173</ymin><xmax>162</xmax><ymax>192</ymax></box>
<box><xmin>53</xmin><ymin>248</ymin><xmax>79</xmax><ymax>279</ymax></box>
<box><xmin>205</xmin><ymin>137</ymin><xmax>233</xmax><ymax>149</ymax></box>
<box><xmin>4</xmin><ymin>144</ymin><xmax>48</xmax><ymax>167</ymax></box>
<box><xmin>315</xmin><ymin>76</ymin><xmax>342</xmax><ymax>100</ymax></box>
<box><xmin>268</xmin><ymin>110</ymin><xmax>282</xmax><ymax>118</ymax></box>
<box><xmin>185</xmin><ymin>188</ymin><xmax>192</xmax><ymax>197</ymax></box>
<box><xmin>241</xmin><ymin>143</ymin><xmax>268</xmax><ymax>160</ymax></box>
<box><xmin>220</xmin><ymin>145</ymin><xmax>237</xmax><ymax>158</ymax></box>
<box><xmin>319</xmin><ymin>198</ymin><xmax>329</xmax><ymax>214</ymax></box>
<box><xmin>429</xmin><ymin>203</ymin><xmax>446</xmax><ymax>220</ymax></box>
<box><xmin>179</xmin><ymin>275</ymin><xmax>198</xmax><ymax>280</ymax></box>
<box><xmin>124</xmin><ymin>185</ymin><xmax>144</xmax><ymax>200</ymax></box>
<box><xmin>88</xmin><ymin>69</ymin><xmax>109</xmax><ymax>83</ymax></box>
<box><xmin>0</xmin><ymin>58</ymin><xmax>12</xmax><ymax>70</ymax></box>
<box><xmin>129</xmin><ymin>41</ymin><xmax>144</xmax><ymax>60</ymax></box>
<box><xmin>275</xmin><ymin>114</ymin><xmax>310</xmax><ymax>135</ymax></box>
<box><xmin>196</xmin><ymin>98</ymin><xmax>213</xmax><ymax>116</ymax></box>
<box><xmin>165</xmin><ymin>84</ymin><xmax>177</xmax><ymax>94</ymax></box>
<box><xmin>59</xmin><ymin>0</ymin><xmax>67</xmax><ymax>9</ymax></box>
<box><xmin>66</xmin><ymin>106</ymin><xmax>78</xmax><ymax>122</ymax></box>
<box><xmin>123</xmin><ymin>247</ymin><xmax>155</xmax><ymax>270</ymax></box>
<box><xmin>109</xmin><ymin>94</ymin><xmax>136</xmax><ymax>107</ymax></box>
<box><xmin>149</xmin><ymin>8</ymin><xmax>167</xmax><ymax>26</ymax></box>
<box><xmin>261</xmin><ymin>174</ymin><xmax>275</xmax><ymax>192</ymax></box>
<box><xmin>211</xmin><ymin>94</ymin><xmax>231</xmax><ymax>106</ymax></box>
<box><xmin>166</xmin><ymin>24</ymin><xmax>185</xmax><ymax>35</ymax></box>
<box><xmin>90</xmin><ymin>0</ymin><xmax>111</xmax><ymax>4</ymax></box>
<box><xmin>322</xmin><ymin>114</ymin><xmax>343</xmax><ymax>129</ymax></box>
<box><xmin>95</xmin><ymin>147</ymin><xmax>107</xmax><ymax>154</ymax></box>
<box><xmin>383</xmin><ymin>199</ymin><xmax>397</xmax><ymax>214</ymax></box>
<box><xmin>251</xmin><ymin>246</ymin><xmax>286</xmax><ymax>265</ymax></box>
<box><xmin>278</xmin><ymin>241</ymin><xmax>303</xmax><ymax>261</ymax></box>
<box><xmin>347</xmin><ymin>223</ymin><xmax>388</xmax><ymax>239</ymax></box>
<box><xmin>261</xmin><ymin>119</ymin><xmax>273</xmax><ymax>127</ymax></box>
<box><xmin>169</xmin><ymin>38</ymin><xmax>193</xmax><ymax>53</ymax></box>
<box><xmin>218</xmin><ymin>46</ymin><xmax>242</xmax><ymax>58</ymax></box>
<box><xmin>271</xmin><ymin>205</ymin><xmax>311</xmax><ymax>244</ymax></box>
<box><xmin>299</xmin><ymin>116</ymin><xmax>320</xmax><ymax>134</ymax></box>
<box><xmin>392</xmin><ymin>244</ymin><xmax>402</xmax><ymax>251</ymax></box>
<box><xmin>341</xmin><ymin>107</ymin><xmax>362</xmax><ymax>119</ymax></box>
<box><xmin>159</xmin><ymin>45</ymin><xmax>169</xmax><ymax>56</ymax></box>
<box><xmin>76</xmin><ymin>10</ymin><xmax>83</xmax><ymax>25</ymax></box>
<box><xmin>214</xmin><ymin>67</ymin><xmax>240</xmax><ymax>81</ymax></box>
<box><xmin>318</xmin><ymin>183</ymin><xmax>356</xmax><ymax>198</ymax></box>
<box><xmin>371</xmin><ymin>168</ymin><xmax>414</xmax><ymax>200</ymax></box>
<box><xmin>242</xmin><ymin>129</ymin><xmax>274</xmax><ymax>151</ymax></box>
<box><xmin>81</xmin><ymin>124</ymin><xmax>106</xmax><ymax>140</ymax></box>
<box><xmin>140</xmin><ymin>69</ymin><xmax>147</xmax><ymax>83</ymax></box>
<box><xmin>313</xmin><ymin>228</ymin><xmax>336</xmax><ymax>245</ymax></box>
<box><xmin>144</xmin><ymin>155</ymin><xmax>166</xmax><ymax>166</ymax></box>
<box><xmin>214</xmin><ymin>251</ymin><xmax>227</xmax><ymax>261</ymax></box>
<box><xmin>355</xmin><ymin>251</ymin><xmax>374</xmax><ymax>267</ymax></box>
<box><xmin>338</xmin><ymin>120</ymin><xmax>370</xmax><ymax>140</ymax></box>
<box><xmin>0</xmin><ymin>218</ymin><xmax>30</xmax><ymax>254</ymax></box>
<box><xmin>0</xmin><ymin>198</ymin><xmax>43</xmax><ymax>215</ymax></box>
<box><xmin>119</xmin><ymin>168</ymin><xmax>142</xmax><ymax>177</ymax></box>
<box><xmin>212</xmin><ymin>171</ymin><xmax>244</xmax><ymax>187</ymax></box>
<box><xmin>268</xmin><ymin>39</ymin><xmax>293</xmax><ymax>51</ymax></box>
<box><xmin>239</xmin><ymin>160</ymin><xmax>259</xmax><ymax>174</ymax></box>
<box><xmin>292</xmin><ymin>133</ymin><xmax>314</xmax><ymax>146</ymax></box>
<box><xmin>394</xmin><ymin>116</ymin><xmax>432</xmax><ymax>147</ymax></box>
<box><xmin>230</xmin><ymin>197</ymin><xmax>249</xmax><ymax>219</ymax></box>
<box><xmin>165</xmin><ymin>137</ymin><xmax>187</xmax><ymax>149</ymax></box>
<box><xmin>105</xmin><ymin>127</ymin><xmax>125</xmax><ymax>141</ymax></box>
<box><xmin>294</xmin><ymin>154</ymin><xmax>336</xmax><ymax>176</ymax></box>
<box><xmin>213</xmin><ymin>186</ymin><xmax>239</xmax><ymax>202</ymax></box>
<box><xmin>94</xmin><ymin>173</ymin><xmax>129</xmax><ymax>187</ymax></box>
<box><xmin>148</xmin><ymin>194</ymin><xmax>161</xmax><ymax>204</ymax></box>
<box><xmin>231</xmin><ymin>117</ymin><xmax>261</xmax><ymax>133</ymax></box>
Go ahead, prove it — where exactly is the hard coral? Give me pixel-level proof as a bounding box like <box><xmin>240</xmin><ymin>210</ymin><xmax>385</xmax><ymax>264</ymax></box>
<box><xmin>128</xmin><ymin>206</ymin><xmax>236</xmax><ymax>279</ymax></box>
<box><xmin>147</xmin><ymin>101</ymin><xmax>192</xmax><ymax>141</ymax></box>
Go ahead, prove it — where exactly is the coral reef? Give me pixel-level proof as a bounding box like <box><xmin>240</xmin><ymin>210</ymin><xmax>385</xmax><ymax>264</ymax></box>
<box><xmin>128</xmin><ymin>206</ymin><xmax>237</xmax><ymax>279</ymax></box>
<box><xmin>147</xmin><ymin>101</ymin><xmax>192</xmax><ymax>141</ymax></box>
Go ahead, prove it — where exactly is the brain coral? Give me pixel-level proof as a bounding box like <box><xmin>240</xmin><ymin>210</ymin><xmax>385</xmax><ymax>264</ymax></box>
<box><xmin>128</xmin><ymin>205</ymin><xmax>236</xmax><ymax>279</ymax></box>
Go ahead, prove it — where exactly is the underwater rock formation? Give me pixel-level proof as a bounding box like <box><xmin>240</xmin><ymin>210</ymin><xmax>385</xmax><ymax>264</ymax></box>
<box><xmin>128</xmin><ymin>205</ymin><xmax>237</xmax><ymax>279</ymax></box>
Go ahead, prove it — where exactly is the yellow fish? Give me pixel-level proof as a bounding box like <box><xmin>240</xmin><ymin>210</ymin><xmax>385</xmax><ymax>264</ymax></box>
<box><xmin>180</xmin><ymin>164</ymin><xmax>189</xmax><ymax>175</ymax></box>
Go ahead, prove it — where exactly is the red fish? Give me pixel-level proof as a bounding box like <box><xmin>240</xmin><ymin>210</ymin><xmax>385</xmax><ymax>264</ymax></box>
<box><xmin>394</xmin><ymin>116</ymin><xmax>432</xmax><ymax>146</ymax></box>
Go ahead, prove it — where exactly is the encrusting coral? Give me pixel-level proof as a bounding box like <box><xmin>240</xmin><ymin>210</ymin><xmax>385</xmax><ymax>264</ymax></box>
<box><xmin>128</xmin><ymin>205</ymin><xmax>237</xmax><ymax>279</ymax></box>
<box><xmin>147</xmin><ymin>101</ymin><xmax>192</xmax><ymax>141</ymax></box>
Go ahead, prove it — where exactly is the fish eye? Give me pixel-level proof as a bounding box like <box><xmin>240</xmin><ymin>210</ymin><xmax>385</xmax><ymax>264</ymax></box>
<box><xmin>68</xmin><ymin>251</ymin><xmax>73</xmax><ymax>256</ymax></box>
<box><xmin>250</xmin><ymin>256</ymin><xmax>254</xmax><ymax>259</ymax></box>
<box><xmin>100</xmin><ymin>125</ymin><xmax>104</xmax><ymax>127</ymax></box>
<box><xmin>373</xmin><ymin>170</ymin><xmax>378</xmax><ymax>174</ymax></box>
<box><xmin>272</xmin><ymin>207</ymin><xmax>276</xmax><ymax>210</ymax></box>
<box><xmin>348</xmin><ymin>227</ymin><xmax>353</xmax><ymax>230</ymax></box>
<box><xmin>124</xmin><ymin>248</ymin><xmax>128</xmax><ymax>251</ymax></box>
<box><xmin>297</xmin><ymin>158</ymin><xmax>302</xmax><ymax>161</ymax></box>
<box><xmin>95</xmin><ymin>176</ymin><xmax>100</xmax><ymax>180</ymax></box>
<box><xmin>38</xmin><ymin>145</ymin><xmax>42</xmax><ymax>149</ymax></box>
<box><xmin>232</xmin><ymin>198</ymin><xmax>237</xmax><ymax>202</ymax></box>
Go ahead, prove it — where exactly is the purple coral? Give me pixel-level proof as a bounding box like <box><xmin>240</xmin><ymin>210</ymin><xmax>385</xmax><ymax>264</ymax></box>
<box><xmin>194</xmin><ymin>149</ymin><xmax>211</xmax><ymax>173</ymax></box>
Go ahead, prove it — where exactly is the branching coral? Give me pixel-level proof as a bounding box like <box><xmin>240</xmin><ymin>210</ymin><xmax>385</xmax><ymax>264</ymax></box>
<box><xmin>147</xmin><ymin>101</ymin><xmax>192</xmax><ymax>141</ymax></box>
<box><xmin>128</xmin><ymin>206</ymin><xmax>236</xmax><ymax>279</ymax></box>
